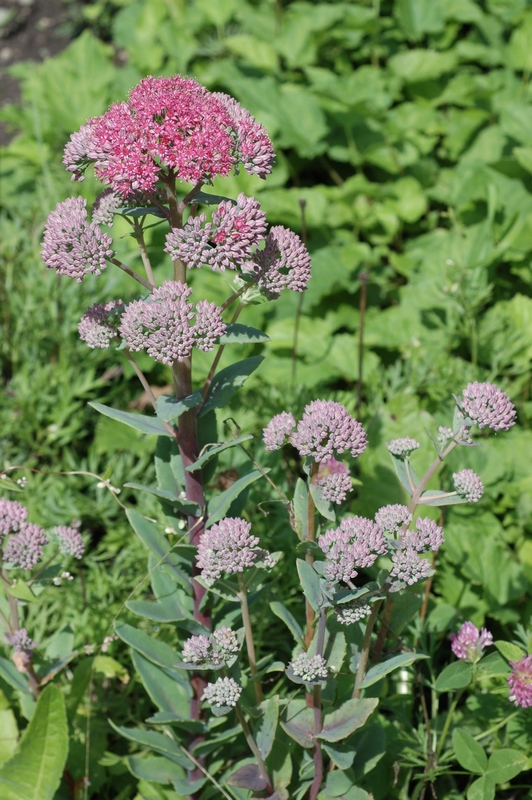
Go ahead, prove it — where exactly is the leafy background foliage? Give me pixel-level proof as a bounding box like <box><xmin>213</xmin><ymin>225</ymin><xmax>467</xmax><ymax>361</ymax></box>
<box><xmin>1</xmin><ymin>0</ymin><xmax>532</xmax><ymax>797</ymax></box>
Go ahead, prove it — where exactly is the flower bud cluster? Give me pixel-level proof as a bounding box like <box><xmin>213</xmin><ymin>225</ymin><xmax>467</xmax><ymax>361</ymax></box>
<box><xmin>453</xmin><ymin>469</ymin><xmax>484</xmax><ymax>502</ymax></box>
<box><xmin>202</xmin><ymin>677</ymin><xmax>242</xmax><ymax>709</ymax></box>
<box><xmin>196</xmin><ymin>517</ymin><xmax>272</xmax><ymax>586</ymax></box>
<box><xmin>181</xmin><ymin>627</ymin><xmax>240</xmax><ymax>667</ymax></box>
<box><xmin>290</xmin><ymin>652</ymin><xmax>328</xmax><ymax>682</ymax></box>
<box><xmin>318</xmin><ymin>516</ymin><xmax>387</xmax><ymax>584</ymax></box>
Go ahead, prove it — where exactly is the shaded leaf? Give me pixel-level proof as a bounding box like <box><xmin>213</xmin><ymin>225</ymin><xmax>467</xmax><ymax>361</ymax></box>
<box><xmin>219</xmin><ymin>323</ymin><xmax>270</xmax><ymax>344</ymax></box>
<box><xmin>359</xmin><ymin>652</ymin><xmax>430</xmax><ymax>689</ymax></box>
<box><xmin>200</xmin><ymin>356</ymin><xmax>264</xmax><ymax>415</ymax></box>
<box><xmin>89</xmin><ymin>402</ymin><xmax>173</xmax><ymax>436</ymax></box>
<box><xmin>435</xmin><ymin>661</ymin><xmax>473</xmax><ymax>691</ymax></box>
<box><xmin>227</xmin><ymin>763</ymin><xmax>268</xmax><ymax>790</ymax></box>
<box><xmin>186</xmin><ymin>434</ymin><xmax>253</xmax><ymax>472</ymax></box>
<box><xmin>206</xmin><ymin>469</ymin><xmax>264</xmax><ymax>526</ymax></box>
<box><xmin>156</xmin><ymin>391</ymin><xmax>203</xmax><ymax>422</ymax></box>
<box><xmin>317</xmin><ymin>698</ymin><xmax>378</xmax><ymax>743</ymax></box>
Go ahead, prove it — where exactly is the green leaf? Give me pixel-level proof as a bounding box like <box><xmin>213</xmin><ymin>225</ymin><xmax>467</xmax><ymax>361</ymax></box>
<box><xmin>292</xmin><ymin>478</ymin><xmax>309</xmax><ymax>540</ymax></box>
<box><xmin>219</xmin><ymin>323</ymin><xmax>270</xmax><ymax>344</ymax></box>
<box><xmin>452</xmin><ymin>729</ymin><xmax>488</xmax><ymax>774</ymax></box>
<box><xmin>317</xmin><ymin>698</ymin><xmax>379</xmax><ymax>743</ymax></box>
<box><xmin>126</xmin><ymin>509</ymin><xmax>189</xmax><ymax>588</ymax></box>
<box><xmin>186</xmin><ymin>434</ymin><xmax>253</xmax><ymax>472</ymax></box>
<box><xmin>108</xmin><ymin>721</ymin><xmax>191</xmax><ymax>769</ymax></box>
<box><xmin>296</xmin><ymin>559</ymin><xmax>322</xmax><ymax>612</ymax></box>
<box><xmin>467</xmin><ymin>775</ymin><xmax>496</xmax><ymax>800</ymax></box>
<box><xmin>280</xmin><ymin>700</ymin><xmax>314</xmax><ymax>748</ymax></box>
<box><xmin>486</xmin><ymin>749</ymin><xmax>528</xmax><ymax>783</ymax></box>
<box><xmin>126</xmin><ymin>754</ymin><xmax>185</xmax><ymax>785</ymax></box>
<box><xmin>206</xmin><ymin>469</ymin><xmax>264</xmax><ymax>526</ymax></box>
<box><xmin>493</xmin><ymin>641</ymin><xmax>525</xmax><ymax>662</ymax></box>
<box><xmin>309</xmin><ymin>482</ymin><xmax>336</xmax><ymax>521</ymax></box>
<box><xmin>269</xmin><ymin>601</ymin><xmax>304</xmax><ymax>644</ymax></box>
<box><xmin>156</xmin><ymin>391</ymin><xmax>203</xmax><ymax>422</ymax></box>
<box><xmin>0</xmin><ymin>657</ymin><xmax>31</xmax><ymax>694</ymax></box>
<box><xmin>395</xmin><ymin>0</ymin><xmax>445</xmax><ymax>40</ymax></box>
<box><xmin>0</xmin><ymin>685</ymin><xmax>68</xmax><ymax>800</ymax></box>
<box><xmin>0</xmin><ymin>701</ymin><xmax>18</xmax><ymax>768</ymax></box>
<box><xmin>435</xmin><ymin>661</ymin><xmax>473</xmax><ymax>691</ymax></box>
<box><xmin>418</xmin><ymin>490</ymin><xmax>468</xmax><ymax>507</ymax></box>
<box><xmin>123</xmin><ymin>483</ymin><xmax>201</xmax><ymax>516</ymax></box>
<box><xmin>256</xmin><ymin>695</ymin><xmax>279</xmax><ymax>760</ymax></box>
<box><xmin>7</xmin><ymin>581</ymin><xmax>38</xmax><ymax>602</ymax></box>
<box><xmin>359</xmin><ymin>652</ymin><xmax>430</xmax><ymax>689</ymax></box>
<box><xmin>200</xmin><ymin>356</ymin><xmax>264</xmax><ymax>415</ymax></box>
<box><xmin>388</xmin><ymin>453</ymin><xmax>418</xmax><ymax>496</ymax></box>
<box><xmin>132</xmin><ymin>651</ymin><xmax>190</xmax><ymax>716</ymax></box>
<box><xmin>321</xmin><ymin>741</ymin><xmax>356</xmax><ymax>770</ymax></box>
<box><xmin>194</xmin><ymin>190</ymin><xmax>235</xmax><ymax>205</ymax></box>
<box><xmin>89</xmin><ymin>402</ymin><xmax>173</xmax><ymax>436</ymax></box>
<box><xmin>114</xmin><ymin>621</ymin><xmax>186</xmax><ymax>684</ymax></box>
<box><xmin>227</xmin><ymin>763</ymin><xmax>268</xmax><ymax>791</ymax></box>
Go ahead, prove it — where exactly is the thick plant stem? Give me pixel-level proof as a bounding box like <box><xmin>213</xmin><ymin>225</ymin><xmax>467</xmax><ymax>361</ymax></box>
<box><xmin>353</xmin><ymin>599</ymin><xmax>383</xmax><ymax>698</ymax></box>
<box><xmin>309</xmin><ymin>610</ymin><xmax>327</xmax><ymax>800</ymax></box>
<box><xmin>237</xmin><ymin>573</ymin><xmax>263</xmax><ymax>704</ymax></box>
<box><xmin>304</xmin><ymin>463</ymin><xmax>320</xmax><ymax>649</ymax></box>
<box><xmin>235</xmin><ymin>703</ymin><xmax>273</xmax><ymax>793</ymax></box>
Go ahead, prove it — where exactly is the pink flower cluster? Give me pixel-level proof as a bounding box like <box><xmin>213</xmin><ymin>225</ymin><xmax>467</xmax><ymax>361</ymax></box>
<box><xmin>388</xmin><ymin>517</ymin><xmax>444</xmax><ymax>591</ymax></box>
<box><xmin>508</xmin><ymin>655</ymin><xmax>532</xmax><ymax>708</ymax></box>
<box><xmin>41</xmin><ymin>197</ymin><xmax>113</xmax><ymax>282</ymax></box>
<box><xmin>1</xmin><ymin>500</ymin><xmax>48</xmax><ymax>570</ymax></box>
<box><xmin>458</xmin><ymin>381</ymin><xmax>516</xmax><ymax>432</ymax></box>
<box><xmin>196</xmin><ymin>517</ymin><xmax>272</xmax><ymax>586</ymax></box>
<box><xmin>63</xmin><ymin>76</ymin><xmax>275</xmax><ymax>197</ymax></box>
<box><xmin>318</xmin><ymin>516</ymin><xmax>387</xmax><ymax>584</ymax></box>
<box><xmin>450</xmin><ymin>621</ymin><xmax>493</xmax><ymax>663</ymax></box>
<box><xmin>78</xmin><ymin>300</ymin><xmax>124</xmax><ymax>349</ymax></box>
<box><xmin>166</xmin><ymin>195</ymin><xmax>311</xmax><ymax>299</ymax></box>
<box><xmin>314</xmin><ymin>458</ymin><xmax>352</xmax><ymax>505</ymax></box>
<box><xmin>119</xmin><ymin>281</ymin><xmax>226</xmax><ymax>365</ymax></box>
<box><xmin>453</xmin><ymin>469</ymin><xmax>484</xmax><ymax>502</ymax></box>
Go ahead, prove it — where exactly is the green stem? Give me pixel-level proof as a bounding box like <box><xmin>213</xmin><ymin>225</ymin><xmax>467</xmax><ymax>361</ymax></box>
<box><xmin>134</xmin><ymin>224</ymin><xmax>156</xmax><ymax>287</ymax></box>
<box><xmin>201</xmin><ymin>302</ymin><xmax>244</xmax><ymax>401</ymax></box>
<box><xmin>110</xmin><ymin>257</ymin><xmax>154</xmax><ymax>290</ymax></box>
<box><xmin>235</xmin><ymin>703</ymin><xmax>273</xmax><ymax>793</ymax></box>
<box><xmin>309</xmin><ymin>609</ymin><xmax>327</xmax><ymax>800</ymax></box>
<box><xmin>353</xmin><ymin>599</ymin><xmax>383</xmax><ymax>698</ymax></box>
<box><xmin>407</xmin><ymin>440</ymin><xmax>458</xmax><ymax>514</ymax></box>
<box><xmin>237</xmin><ymin>573</ymin><xmax>263</xmax><ymax>704</ymax></box>
<box><xmin>435</xmin><ymin>688</ymin><xmax>465</xmax><ymax>763</ymax></box>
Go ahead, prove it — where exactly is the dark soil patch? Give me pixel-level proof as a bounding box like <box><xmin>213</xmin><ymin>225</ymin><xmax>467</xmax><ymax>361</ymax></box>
<box><xmin>0</xmin><ymin>0</ymin><xmax>72</xmax><ymax>144</ymax></box>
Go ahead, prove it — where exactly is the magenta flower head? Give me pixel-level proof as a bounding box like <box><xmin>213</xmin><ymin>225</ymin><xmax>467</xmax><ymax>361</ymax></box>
<box><xmin>119</xmin><ymin>281</ymin><xmax>226</xmax><ymax>365</ymax></box>
<box><xmin>78</xmin><ymin>300</ymin><xmax>124</xmax><ymax>349</ymax></box>
<box><xmin>453</xmin><ymin>469</ymin><xmax>484</xmax><ymax>502</ymax></box>
<box><xmin>458</xmin><ymin>382</ymin><xmax>516</xmax><ymax>432</ymax></box>
<box><xmin>3</xmin><ymin>523</ymin><xmax>48</xmax><ymax>570</ymax></box>
<box><xmin>450</xmin><ymin>621</ymin><xmax>493</xmax><ymax>663</ymax></box>
<box><xmin>41</xmin><ymin>197</ymin><xmax>113</xmax><ymax>282</ymax></box>
<box><xmin>196</xmin><ymin>517</ymin><xmax>272</xmax><ymax>586</ymax></box>
<box><xmin>0</xmin><ymin>499</ymin><xmax>28</xmax><ymax>536</ymax></box>
<box><xmin>508</xmin><ymin>655</ymin><xmax>532</xmax><ymax>708</ymax></box>
<box><xmin>63</xmin><ymin>76</ymin><xmax>275</xmax><ymax>196</ymax></box>
<box><xmin>314</xmin><ymin>458</ymin><xmax>352</xmax><ymax>504</ymax></box>
<box><xmin>290</xmin><ymin>400</ymin><xmax>367</xmax><ymax>462</ymax></box>
<box><xmin>318</xmin><ymin>516</ymin><xmax>387</xmax><ymax>584</ymax></box>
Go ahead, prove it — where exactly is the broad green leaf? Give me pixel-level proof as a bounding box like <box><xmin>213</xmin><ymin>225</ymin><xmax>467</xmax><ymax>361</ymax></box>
<box><xmin>359</xmin><ymin>652</ymin><xmax>430</xmax><ymax>689</ymax></box>
<box><xmin>108</xmin><ymin>721</ymin><xmax>191</xmax><ymax>768</ymax></box>
<box><xmin>256</xmin><ymin>695</ymin><xmax>279</xmax><ymax>760</ymax></box>
<box><xmin>452</xmin><ymin>729</ymin><xmax>488</xmax><ymax>774</ymax></box>
<box><xmin>388</xmin><ymin>49</ymin><xmax>457</xmax><ymax>82</ymax></box>
<box><xmin>388</xmin><ymin>452</ymin><xmax>418</xmax><ymax>496</ymax></box>
<box><xmin>0</xmin><ymin>685</ymin><xmax>68</xmax><ymax>800</ymax></box>
<box><xmin>269</xmin><ymin>601</ymin><xmax>304</xmax><ymax>644</ymax></box>
<box><xmin>395</xmin><ymin>0</ymin><xmax>445</xmax><ymax>40</ymax></box>
<box><xmin>296</xmin><ymin>559</ymin><xmax>322</xmax><ymax>612</ymax></box>
<box><xmin>280</xmin><ymin>700</ymin><xmax>314</xmax><ymax>749</ymax></box>
<box><xmin>486</xmin><ymin>749</ymin><xmax>528</xmax><ymax>783</ymax></box>
<box><xmin>0</xmin><ymin>694</ymin><xmax>18</xmax><ymax>767</ymax></box>
<box><xmin>292</xmin><ymin>478</ymin><xmax>309</xmax><ymax>540</ymax></box>
<box><xmin>132</xmin><ymin>651</ymin><xmax>190</xmax><ymax>715</ymax></box>
<box><xmin>155</xmin><ymin>436</ymin><xmax>184</xmax><ymax>494</ymax></box>
<box><xmin>7</xmin><ymin>581</ymin><xmax>37</xmax><ymax>602</ymax></box>
<box><xmin>317</xmin><ymin>698</ymin><xmax>379</xmax><ymax>743</ymax></box>
<box><xmin>493</xmin><ymin>641</ymin><xmax>525</xmax><ymax>662</ymax></box>
<box><xmin>227</xmin><ymin>762</ymin><xmax>268</xmax><ymax>790</ymax></box>
<box><xmin>114</xmin><ymin>621</ymin><xmax>186</xmax><ymax>684</ymax></box>
<box><xmin>126</xmin><ymin>754</ymin><xmax>185</xmax><ymax>784</ymax></box>
<box><xmin>309</xmin><ymin>482</ymin><xmax>336</xmax><ymax>521</ymax></box>
<box><xmin>200</xmin><ymin>356</ymin><xmax>264</xmax><ymax>415</ymax></box>
<box><xmin>219</xmin><ymin>323</ymin><xmax>270</xmax><ymax>344</ymax></box>
<box><xmin>322</xmin><ymin>741</ymin><xmax>356</xmax><ymax>771</ymax></box>
<box><xmin>126</xmin><ymin>508</ymin><xmax>190</xmax><ymax>589</ymax></box>
<box><xmin>206</xmin><ymin>469</ymin><xmax>264</xmax><ymax>526</ymax></box>
<box><xmin>89</xmin><ymin>402</ymin><xmax>173</xmax><ymax>436</ymax></box>
<box><xmin>435</xmin><ymin>661</ymin><xmax>473</xmax><ymax>691</ymax></box>
<box><xmin>156</xmin><ymin>391</ymin><xmax>203</xmax><ymax>422</ymax></box>
<box><xmin>186</xmin><ymin>434</ymin><xmax>253</xmax><ymax>472</ymax></box>
<box><xmin>467</xmin><ymin>774</ymin><xmax>496</xmax><ymax>800</ymax></box>
<box><xmin>0</xmin><ymin>657</ymin><xmax>31</xmax><ymax>694</ymax></box>
<box><xmin>123</xmin><ymin>483</ymin><xmax>201</xmax><ymax>516</ymax></box>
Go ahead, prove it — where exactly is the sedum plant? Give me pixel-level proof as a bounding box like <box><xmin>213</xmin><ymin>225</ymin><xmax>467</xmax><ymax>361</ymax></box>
<box><xmin>5</xmin><ymin>73</ymin><xmax>528</xmax><ymax>800</ymax></box>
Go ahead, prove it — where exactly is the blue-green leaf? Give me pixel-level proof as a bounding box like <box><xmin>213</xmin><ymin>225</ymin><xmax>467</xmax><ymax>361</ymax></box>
<box><xmin>206</xmin><ymin>469</ymin><xmax>264</xmax><ymax>526</ymax></box>
<box><xmin>219</xmin><ymin>323</ymin><xmax>270</xmax><ymax>344</ymax></box>
<box><xmin>186</xmin><ymin>434</ymin><xmax>253</xmax><ymax>472</ymax></box>
<box><xmin>269</xmin><ymin>601</ymin><xmax>304</xmax><ymax>644</ymax></box>
<box><xmin>156</xmin><ymin>392</ymin><xmax>203</xmax><ymax>422</ymax></box>
<box><xmin>123</xmin><ymin>483</ymin><xmax>201</xmax><ymax>516</ymax></box>
<box><xmin>89</xmin><ymin>402</ymin><xmax>173</xmax><ymax>436</ymax></box>
<box><xmin>108</xmin><ymin>721</ymin><xmax>191</xmax><ymax>768</ymax></box>
<box><xmin>359</xmin><ymin>653</ymin><xmax>430</xmax><ymax>689</ymax></box>
<box><xmin>317</xmin><ymin>698</ymin><xmax>379</xmax><ymax>743</ymax></box>
<box><xmin>200</xmin><ymin>356</ymin><xmax>264</xmax><ymax>415</ymax></box>
<box><xmin>296</xmin><ymin>559</ymin><xmax>322</xmax><ymax>612</ymax></box>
